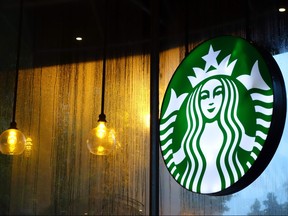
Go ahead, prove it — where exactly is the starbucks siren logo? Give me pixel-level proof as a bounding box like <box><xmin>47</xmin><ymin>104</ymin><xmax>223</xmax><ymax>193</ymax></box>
<box><xmin>159</xmin><ymin>36</ymin><xmax>284</xmax><ymax>195</ymax></box>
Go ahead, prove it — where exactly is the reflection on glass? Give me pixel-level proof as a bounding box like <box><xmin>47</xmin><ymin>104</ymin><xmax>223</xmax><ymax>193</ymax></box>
<box><xmin>24</xmin><ymin>137</ymin><xmax>33</xmax><ymax>157</ymax></box>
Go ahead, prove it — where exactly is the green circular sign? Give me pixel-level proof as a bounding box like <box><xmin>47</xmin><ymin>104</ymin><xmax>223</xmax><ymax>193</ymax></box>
<box><xmin>159</xmin><ymin>36</ymin><xmax>286</xmax><ymax>195</ymax></box>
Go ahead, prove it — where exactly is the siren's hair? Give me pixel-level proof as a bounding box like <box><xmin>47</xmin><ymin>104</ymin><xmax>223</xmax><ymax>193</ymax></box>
<box><xmin>180</xmin><ymin>77</ymin><xmax>245</xmax><ymax>192</ymax></box>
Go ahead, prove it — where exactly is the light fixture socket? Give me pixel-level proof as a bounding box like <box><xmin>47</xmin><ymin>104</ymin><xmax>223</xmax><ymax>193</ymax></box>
<box><xmin>98</xmin><ymin>113</ymin><xmax>107</xmax><ymax>122</ymax></box>
<box><xmin>9</xmin><ymin>121</ymin><xmax>17</xmax><ymax>129</ymax></box>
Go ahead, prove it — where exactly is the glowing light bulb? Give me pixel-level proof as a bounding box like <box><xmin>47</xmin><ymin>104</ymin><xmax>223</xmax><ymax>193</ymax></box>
<box><xmin>86</xmin><ymin>121</ymin><xmax>116</xmax><ymax>155</ymax></box>
<box><xmin>96</xmin><ymin>121</ymin><xmax>107</xmax><ymax>139</ymax></box>
<box><xmin>0</xmin><ymin>128</ymin><xmax>26</xmax><ymax>155</ymax></box>
<box><xmin>8</xmin><ymin>131</ymin><xmax>17</xmax><ymax>149</ymax></box>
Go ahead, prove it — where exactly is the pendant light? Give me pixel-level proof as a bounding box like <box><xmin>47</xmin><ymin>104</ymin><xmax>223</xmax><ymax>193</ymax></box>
<box><xmin>0</xmin><ymin>0</ymin><xmax>26</xmax><ymax>155</ymax></box>
<box><xmin>86</xmin><ymin>0</ymin><xmax>116</xmax><ymax>155</ymax></box>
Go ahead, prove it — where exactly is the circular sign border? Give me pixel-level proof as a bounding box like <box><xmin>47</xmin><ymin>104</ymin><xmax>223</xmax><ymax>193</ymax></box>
<box><xmin>218</xmin><ymin>39</ymin><xmax>287</xmax><ymax>195</ymax></box>
<box><xmin>159</xmin><ymin>35</ymin><xmax>287</xmax><ymax>196</ymax></box>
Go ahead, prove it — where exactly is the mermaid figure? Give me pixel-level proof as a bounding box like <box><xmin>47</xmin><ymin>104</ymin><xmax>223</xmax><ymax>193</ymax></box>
<box><xmin>176</xmin><ymin>76</ymin><xmax>255</xmax><ymax>193</ymax></box>
<box><xmin>160</xmin><ymin>45</ymin><xmax>273</xmax><ymax>194</ymax></box>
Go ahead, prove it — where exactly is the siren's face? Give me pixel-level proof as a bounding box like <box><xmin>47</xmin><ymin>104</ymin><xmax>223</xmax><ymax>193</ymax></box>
<box><xmin>200</xmin><ymin>79</ymin><xmax>223</xmax><ymax>120</ymax></box>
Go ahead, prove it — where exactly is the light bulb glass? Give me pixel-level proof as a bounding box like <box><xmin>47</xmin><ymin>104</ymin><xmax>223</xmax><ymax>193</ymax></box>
<box><xmin>0</xmin><ymin>128</ymin><xmax>26</xmax><ymax>155</ymax></box>
<box><xmin>86</xmin><ymin>121</ymin><xmax>116</xmax><ymax>155</ymax></box>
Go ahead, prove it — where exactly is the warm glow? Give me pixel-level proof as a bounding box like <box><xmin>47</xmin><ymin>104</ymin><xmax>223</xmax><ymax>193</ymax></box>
<box><xmin>279</xmin><ymin>7</ymin><xmax>286</xmax><ymax>12</ymax></box>
<box><xmin>25</xmin><ymin>137</ymin><xmax>33</xmax><ymax>157</ymax></box>
<box><xmin>76</xmin><ymin>37</ymin><xmax>83</xmax><ymax>41</ymax></box>
<box><xmin>96</xmin><ymin>121</ymin><xmax>107</xmax><ymax>139</ymax></box>
<box><xmin>97</xmin><ymin>145</ymin><xmax>105</xmax><ymax>153</ymax></box>
<box><xmin>0</xmin><ymin>128</ymin><xmax>26</xmax><ymax>155</ymax></box>
<box><xmin>86</xmin><ymin>121</ymin><xmax>116</xmax><ymax>155</ymax></box>
<box><xmin>25</xmin><ymin>137</ymin><xmax>33</xmax><ymax>150</ymax></box>
<box><xmin>145</xmin><ymin>114</ymin><xmax>150</xmax><ymax>128</ymax></box>
<box><xmin>7</xmin><ymin>131</ymin><xmax>17</xmax><ymax>151</ymax></box>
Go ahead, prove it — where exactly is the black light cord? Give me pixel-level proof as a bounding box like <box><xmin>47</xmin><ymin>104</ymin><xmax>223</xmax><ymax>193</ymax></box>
<box><xmin>11</xmin><ymin>0</ymin><xmax>24</xmax><ymax>129</ymax></box>
<box><xmin>99</xmin><ymin>0</ymin><xmax>108</xmax><ymax>122</ymax></box>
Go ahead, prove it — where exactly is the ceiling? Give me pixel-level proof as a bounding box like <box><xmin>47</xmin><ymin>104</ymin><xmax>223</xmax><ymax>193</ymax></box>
<box><xmin>0</xmin><ymin>0</ymin><xmax>283</xmax><ymax>68</ymax></box>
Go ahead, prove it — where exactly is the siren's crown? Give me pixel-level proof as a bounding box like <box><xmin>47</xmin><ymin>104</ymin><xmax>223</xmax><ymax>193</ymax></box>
<box><xmin>188</xmin><ymin>45</ymin><xmax>237</xmax><ymax>88</ymax></box>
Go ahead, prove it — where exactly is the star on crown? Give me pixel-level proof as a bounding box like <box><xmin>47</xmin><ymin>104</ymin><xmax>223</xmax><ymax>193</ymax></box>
<box><xmin>188</xmin><ymin>45</ymin><xmax>237</xmax><ymax>88</ymax></box>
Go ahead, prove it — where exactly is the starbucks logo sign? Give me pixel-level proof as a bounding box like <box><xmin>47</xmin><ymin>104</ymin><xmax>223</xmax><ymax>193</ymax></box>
<box><xmin>160</xmin><ymin>36</ymin><xmax>286</xmax><ymax>195</ymax></box>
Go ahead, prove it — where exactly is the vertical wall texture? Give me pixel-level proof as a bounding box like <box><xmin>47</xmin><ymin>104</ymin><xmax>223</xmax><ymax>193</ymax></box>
<box><xmin>6</xmin><ymin>54</ymin><xmax>150</xmax><ymax>215</ymax></box>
